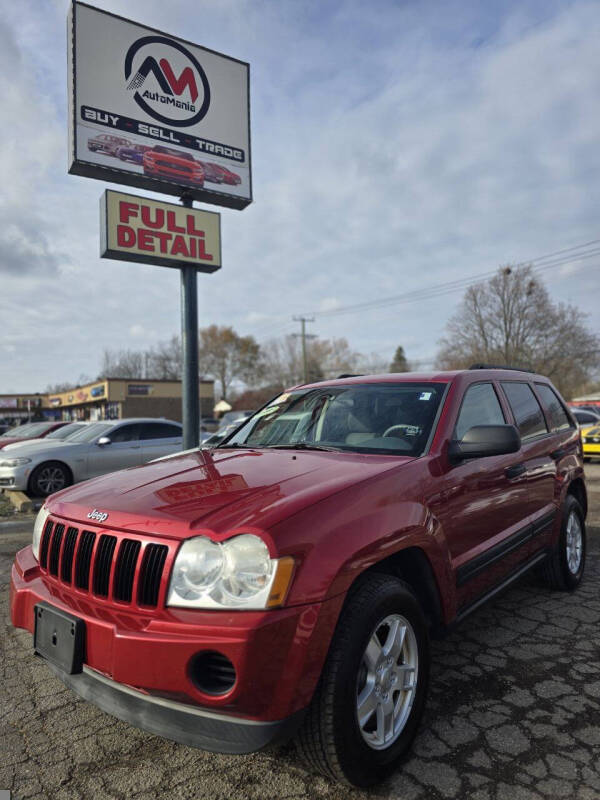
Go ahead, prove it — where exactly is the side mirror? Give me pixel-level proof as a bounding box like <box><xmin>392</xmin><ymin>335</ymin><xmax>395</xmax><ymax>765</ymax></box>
<box><xmin>448</xmin><ymin>424</ymin><xmax>520</xmax><ymax>463</ymax></box>
<box><xmin>96</xmin><ymin>436</ymin><xmax>111</xmax><ymax>446</ymax></box>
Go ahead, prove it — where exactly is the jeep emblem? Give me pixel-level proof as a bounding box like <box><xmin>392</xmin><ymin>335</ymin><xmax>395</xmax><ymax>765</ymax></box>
<box><xmin>87</xmin><ymin>509</ymin><xmax>108</xmax><ymax>523</ymax></box>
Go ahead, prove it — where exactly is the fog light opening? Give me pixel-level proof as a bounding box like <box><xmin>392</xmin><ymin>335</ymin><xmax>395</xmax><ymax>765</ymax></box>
<box><xmin>189</xmin><ymin>650</ymin><xmax>236</xmax><ymax>696</ymax></box>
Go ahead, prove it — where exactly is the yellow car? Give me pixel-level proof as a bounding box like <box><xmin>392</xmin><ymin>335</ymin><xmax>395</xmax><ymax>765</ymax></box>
<box><xmin>582</xmin><ymin>424</ymin><xmax>600</xmax><ymax>460</ymax></box>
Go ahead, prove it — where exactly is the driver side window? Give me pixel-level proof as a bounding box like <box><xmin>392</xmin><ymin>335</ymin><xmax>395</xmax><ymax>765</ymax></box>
<box><xmin>455</xmin><ymin>383</ymin><xmax>505</xmax><ymax>441</ymax></box>
<box><xmin>109</xmin><ymin>423</ymin><xmax>141</xmax><ymax>443</ymax></box>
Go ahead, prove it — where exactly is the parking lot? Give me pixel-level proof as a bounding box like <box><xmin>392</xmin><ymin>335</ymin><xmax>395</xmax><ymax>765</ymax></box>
<box><xmin>1</xmin><ymin>465</ymin><xmax>599</xmax><ymax>800</ymax></box>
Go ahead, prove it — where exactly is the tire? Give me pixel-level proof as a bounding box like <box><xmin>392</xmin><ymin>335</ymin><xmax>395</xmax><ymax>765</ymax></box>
<box><xmin>28</xmin><ymin>461</ymin><xmax>71</xmax><ymax>498</ymax></box>
<box><xmin>296</xmin><ymin>574</ymin><xmax>429</xmax><ymax>787</ymax></box>
<box><xmin>539</xmin><ymin>495</ymin><xmax>586</xmax><ymax>591</ymax></box>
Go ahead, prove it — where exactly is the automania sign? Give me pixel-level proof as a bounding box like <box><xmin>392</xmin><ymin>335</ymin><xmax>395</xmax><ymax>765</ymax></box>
<box><xmin>100</xmin><ymin>190</ymin><xmax>222</xmax><ymax>273</ymax></box>
<box><xmin>68</xmin><ymin>2</ymin><xmax>251</xmax><ymax>210</ymax></box>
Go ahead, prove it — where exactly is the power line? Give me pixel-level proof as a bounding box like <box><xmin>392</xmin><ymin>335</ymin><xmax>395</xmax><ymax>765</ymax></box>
<box><xmin>299</xmin><ymin>240</ymin><xmax>600</xmax><ymax>320</ymax></box>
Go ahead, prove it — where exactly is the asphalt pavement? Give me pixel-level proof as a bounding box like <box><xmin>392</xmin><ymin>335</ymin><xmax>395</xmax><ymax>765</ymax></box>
<box><xmin>1</xmin><ymin>465</ymin><xmax>600</xmax><ymax>800</ymax></box>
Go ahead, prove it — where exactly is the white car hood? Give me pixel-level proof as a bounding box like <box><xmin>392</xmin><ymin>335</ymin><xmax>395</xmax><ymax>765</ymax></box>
<box><xmin>0</xmin><ymin>440</ymin><xmax>80</xmax><ymax>456</ymax></box>
<box><xmin>2</xmin><ymin>438</ymin><xmax>49</xmax><ymax>451</ymax></box>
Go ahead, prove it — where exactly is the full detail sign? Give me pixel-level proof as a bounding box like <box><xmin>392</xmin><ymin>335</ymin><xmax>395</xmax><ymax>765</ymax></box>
<box><xmin>68</xmin><ymin>2</ymin><xmax>251</xmax><ymax>209</ymax></box>
<box><xmin>100</xmin><ymin>190</ymin><xmax>222</xmax><ymax>272</ymax></box>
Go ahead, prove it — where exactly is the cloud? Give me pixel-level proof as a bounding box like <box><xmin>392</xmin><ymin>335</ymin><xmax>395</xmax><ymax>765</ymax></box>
<box><xmin>1</xmin><ymin>0</ymin><xmax>599</xmax><ymax>391</ymax></box>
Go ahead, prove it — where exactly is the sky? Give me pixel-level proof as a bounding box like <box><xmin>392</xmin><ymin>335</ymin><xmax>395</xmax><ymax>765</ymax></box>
<box><xmin>1</xmin><ymin>0</ymin><xmax>599</xmax><ymax>392</ymax></box>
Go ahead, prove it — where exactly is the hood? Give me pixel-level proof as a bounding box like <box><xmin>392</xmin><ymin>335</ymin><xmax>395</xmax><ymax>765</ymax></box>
<box><xmin>3</xmin><ymin>437</ymin><xmax>52</xmax><ymax>451</ymax></box>
<box><xmin>0</xmin><ymin>437</ymin><xmax>31</xmax><ymax>449</ymax></box>
<box><xmin>1</xmin><ymin>439</ymin><xmax>75</xmax><ymax>455</ymax></box>
<box><xmin>49</xmin><ymin>447</ymin><xmax>413</xmax><ymax>540</ymax></box>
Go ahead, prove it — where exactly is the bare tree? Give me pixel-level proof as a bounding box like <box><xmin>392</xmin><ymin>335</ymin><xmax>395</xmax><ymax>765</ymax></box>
<box><xmin>150</xmin><ymin>335</ymin><xmax>182</xmax><ymax>380</ymax></box>
<box><xmin>99</xmin><ymin>348</ymin><xmax>145</xmax><ymax>378</ymax></box>
<box><xmin>436</xmin><ymin>265</ymin><xmax>600</xmax><ymax>396</ymax></box>
<box><xmin>261</xmin><ymin>335</ymin><xmax>361</xmax><ymax>386</ymax></box>
<box><xmin>198</xmin><ymin>325</ymin><xmax>261</xmax><ymax>401</ymax></box>
<box><xmin>45</xmin><ymin>382</ymin><xmax>75</xmax><ymax>393</ymax></box>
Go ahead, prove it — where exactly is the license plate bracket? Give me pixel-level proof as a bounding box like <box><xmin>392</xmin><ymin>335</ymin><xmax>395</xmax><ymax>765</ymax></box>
<box><xmin>34</xmin><ymin>602</ymin><xmax>85</xmax><ymax>674</ymax></box>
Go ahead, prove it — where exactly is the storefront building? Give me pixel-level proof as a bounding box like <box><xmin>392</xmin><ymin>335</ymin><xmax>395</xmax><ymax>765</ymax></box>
<box><xmin>0</xmin><ymin>394</ymin><xmax>49</xmax><ymax>423</ymax></box>
<box><xmin>46</xmin><ymin>378</ymin><xmax>214</xmax><ymax>422</ymax></box>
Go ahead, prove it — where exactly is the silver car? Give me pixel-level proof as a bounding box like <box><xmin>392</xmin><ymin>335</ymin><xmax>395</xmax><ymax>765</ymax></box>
<box><xmin>0</xmin><ymin>418</ymin><xmax>182</xmax><ymax>497</ymax></box>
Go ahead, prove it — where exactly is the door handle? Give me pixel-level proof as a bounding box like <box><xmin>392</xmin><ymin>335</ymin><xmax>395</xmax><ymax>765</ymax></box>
<box><xmin>549</xmin><ymin>447</ymin><xmax>566</xmax><ymax>461</ymax></box>
<box><xmin>505</xmin><ymin>463</ymin><xmax>526</xmax><ymax>479</ymax></box>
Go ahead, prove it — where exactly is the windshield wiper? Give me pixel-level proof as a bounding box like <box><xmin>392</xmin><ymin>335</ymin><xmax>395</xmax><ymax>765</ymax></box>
<box><xmin>217</xmin><ymin>443</ymin><xmax>263</xmax><ymax>449</ymax></box>
<box><xmin>266</xmin><ymin>442</ymin><xmax>342</xmax><ymax>452</ymax></box>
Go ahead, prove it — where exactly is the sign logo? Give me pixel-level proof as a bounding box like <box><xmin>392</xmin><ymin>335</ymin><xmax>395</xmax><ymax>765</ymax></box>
<box><xmin>87</xmin><ymin>509</ymin><xmax>109</xmax><ymax>523</ymax></box>
<box><xmin>125</xmin><ymin>36</ymin><xmax>210</xmax><ymax>127</ymax></box>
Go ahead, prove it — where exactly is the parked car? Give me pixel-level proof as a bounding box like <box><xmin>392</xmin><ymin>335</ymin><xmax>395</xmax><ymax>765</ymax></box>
<box><xmin>0</xmin><ymin>418</ymin><xmax>182</xmax><ymax>496</ymax></box>
<box><xmin>571</xmin><ymin>408</ymin><xmax>600</xmax><ymax>427</ymax></box>
<box><xmin>87</xmin><ymin>133</ymin><xmax>131</xmax><ymax>156</ymax></box>
<box><xmin>202</xmin><ymin>411</ymin><xmax>256</xmax><ymax>447</ymax></box>
<box><xmin>200</xmin><ymin>417</ymin><xmax>220</xmax><ymax>433</ymax></box>
<box><xmin>143</xmin><ymin>146</ymin><xmax>204</xmax><ymax>186</ymax></box>
<box><xmin>218</xmin><ymin>410</ymin><xmax>255</xmax><ymax>430</ymax></box>
<box><xmin>115</xmin><ymin>143</ymin><xmax>151</xmax><ymax>164</ymax></box>
<box><xmin>11</xmin><ymin>369</ymin><xmax>586</xmax><ymax>786</ymax></box>
<box><xmin>581</xmin><ymin>424</ymin><xmax>600</xmax><ymax>461</ymax></box>
<box><xmin>0</xmin><ymin>421</ymin><xmax>70</xmax><ymax>450</ymax></box>
<box><xmin>1</xmin><ymin>421</ymin><xmax>88</xmax><ymax>451</ymax></box>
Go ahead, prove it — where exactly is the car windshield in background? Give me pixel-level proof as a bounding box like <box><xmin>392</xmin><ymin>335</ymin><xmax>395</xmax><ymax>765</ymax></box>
<box><xmin>224</xmin><ymin>383</ymin><xmax>446</xmax><ymax>456</ymax></box>
<box><xmin>45</xmin><ymin>423</ymin><xmax>85</xmax><ymax>440</ymax></box>
<box><xmin>65</xmin><ymin>422</ymin><xmax>112</xmax><ymax>442</ymax></box>
<box><xmin>0</xmin><ymin>422</ymin><xmax>54</xmax><ymax>439</ymax></box>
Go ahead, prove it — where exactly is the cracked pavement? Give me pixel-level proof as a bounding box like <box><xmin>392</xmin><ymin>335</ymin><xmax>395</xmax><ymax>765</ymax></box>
<box><xmin>2</xmin><ymin>465</ymin><xmax>600</xmax><ymax>800</ymax></box>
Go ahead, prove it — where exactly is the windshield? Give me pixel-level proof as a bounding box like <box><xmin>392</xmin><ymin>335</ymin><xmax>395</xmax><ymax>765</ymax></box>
<box><xmin>45</xmin><ymin>423</ymin><xmax>85</xmax><ymax>440</ymax></box>
<box><xmin>65</xmin><ymin>422</ymin><xmax>112</xmax><ymax>442</ymax></box>
<box><xmin>224</xmin><ymin>383</ymin><xmax>446</xmax><ymax>456</ymax></box>
<box><xmin>0</xmin><ymin>422</ymin><xmax>54</xmax><ymax>439</ymax></box>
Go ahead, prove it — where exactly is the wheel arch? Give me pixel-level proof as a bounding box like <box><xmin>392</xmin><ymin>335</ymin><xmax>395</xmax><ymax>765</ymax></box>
<box><xmin>346</xmin><ymin>546</ymin><xmax>445</xmax><ymax>632</ymax></box>
<box><xmin>567</xmin><ymin>476</ymin><xmax>587</xmax><ymax>518</ymax></box>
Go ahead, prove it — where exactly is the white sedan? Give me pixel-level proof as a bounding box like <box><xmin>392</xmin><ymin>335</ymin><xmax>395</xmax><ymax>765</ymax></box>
<box><xmin>0</xmin><ymin>418</ymin><xmax>182</xmax><ymax>497</ymax></box>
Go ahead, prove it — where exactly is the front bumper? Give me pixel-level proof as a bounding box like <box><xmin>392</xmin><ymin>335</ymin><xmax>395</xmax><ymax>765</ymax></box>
<box><xmin>44</xmin><ymin>661</ymin><xmax>304</xmax><ymax>753</ymax></box>
<box><xmin>11</xmin><ymin>544</ymin><xmax>344</xmax><ymax>746</ymax></box>
<box><xmin>0</xmin><ymin>464</ymin><xmax>29</xmax><ymax>490</ymax></box>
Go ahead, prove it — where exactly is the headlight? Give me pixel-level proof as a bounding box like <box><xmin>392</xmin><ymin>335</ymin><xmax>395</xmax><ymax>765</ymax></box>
<box><xmin>167</xmin><ymin>534</ymin><xmax>294</xmax><ymax>610</ymax></box>
<box><xmin>32</xmin><ymin>506</ymin><xmax>51</xmax><ymax>561</ymax></box>
<box><xmin>0</xmin><ymin>457</ymin><xmax>31</xmax><ymax>467</ymax></box>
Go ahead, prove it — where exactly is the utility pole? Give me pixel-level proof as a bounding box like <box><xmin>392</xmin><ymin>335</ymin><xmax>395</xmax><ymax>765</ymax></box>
<box><xmin>292</xmin><ymin>316</ymin><xmax>316</xmax><ymax>383</ymax></box>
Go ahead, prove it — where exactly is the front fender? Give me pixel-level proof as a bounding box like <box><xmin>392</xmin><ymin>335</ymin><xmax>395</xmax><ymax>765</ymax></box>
<box><xmin>270</xmin><ymin>460</ymin><xmax>456</xmax><ymax>623</ymax></box>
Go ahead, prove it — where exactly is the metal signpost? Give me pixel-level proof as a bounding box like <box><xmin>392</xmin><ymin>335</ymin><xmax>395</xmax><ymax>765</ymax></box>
<box><xmin>180</xmin><ymin>195</ymin><xmax>200</xmax><ymax>449</ymax></box>
<box><xmin>69</xmin><ymin>1</ymin><xmax>251</xmax><ymax>448</ymax></box>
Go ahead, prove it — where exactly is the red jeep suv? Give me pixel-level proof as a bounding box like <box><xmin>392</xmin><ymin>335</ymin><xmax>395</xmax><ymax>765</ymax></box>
<box><xmin>10</xmin><ymin>368</ymin><xmax>586</xmax><ymax>786</ymax></box>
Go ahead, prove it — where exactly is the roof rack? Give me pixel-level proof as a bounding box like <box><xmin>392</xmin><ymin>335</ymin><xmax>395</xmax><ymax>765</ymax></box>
<box><xmin>337</xmin><ymin>373</ymin><xmax>364</xmax><ymax>379</ymax></box>
<box><xmin>469</xmin><ymin>363</ymin><xmax>535</xmax><ymax>373</ymax></box>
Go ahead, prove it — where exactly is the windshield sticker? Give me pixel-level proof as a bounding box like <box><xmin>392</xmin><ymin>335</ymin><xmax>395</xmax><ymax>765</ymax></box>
<box><xmin>270</xmin><ymin>393</ymin><xmax>291</xmax><ymax>405</ymax></box>
<box><xmin>419</xmin><ymin>392</ymin><xmax>433</xmax><ymax>401</ymax></box>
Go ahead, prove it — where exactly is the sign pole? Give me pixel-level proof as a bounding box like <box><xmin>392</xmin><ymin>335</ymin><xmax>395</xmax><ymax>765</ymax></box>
<box><xmin>180</xmin><ymin>194</ymin><xmax>200</xmax><ymax>450</ymax></box>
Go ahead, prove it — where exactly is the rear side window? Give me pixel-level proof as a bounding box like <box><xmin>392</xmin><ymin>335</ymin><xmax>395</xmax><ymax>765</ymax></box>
<box><xmin>455</xmin><ymin>383</ymin><xmax>505</xmax><ymax>440</ymax></box>
<box><xmin>535</xmin><ymin>385</ymin><xmax>572</xmax><ymax>432</ymax></box>
<box><xmin>501</xmin><ymin>382</ymin><xmax>547</xmax><ymax>440</ymax></box>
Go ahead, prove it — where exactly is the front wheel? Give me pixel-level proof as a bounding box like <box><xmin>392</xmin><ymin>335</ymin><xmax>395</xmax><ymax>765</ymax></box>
<box><xmin>296</xmin><ymin>575</ymin><xmax>429</xmax><ymax>787</ymax></box>
<box><xmin>28</xmin><ymin>461</ymin><xmax>71</xmax><ymax>497</ymax></box>
<box><xmin>539</xmin><ymin>495</ymin><xmax>586</xmax><ymax>591</ymax></box>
